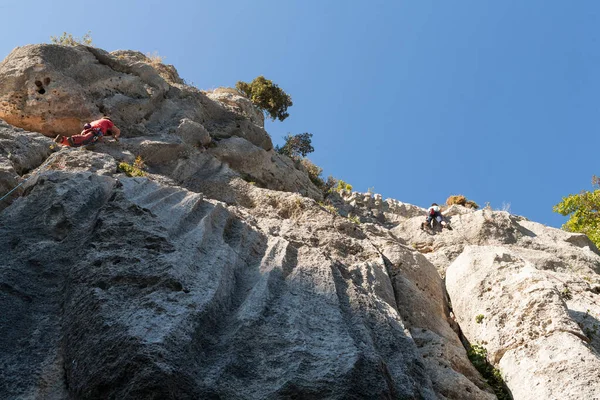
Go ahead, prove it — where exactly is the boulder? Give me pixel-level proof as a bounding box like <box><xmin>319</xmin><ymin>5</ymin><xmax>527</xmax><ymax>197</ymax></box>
<box><xmin>205</xmin><ymin>87</ymin><xmax>265</xmax><ymax>128</ymax></box>
<box><xmin>175</xmin><ymin>118</ymin><xmax>211</xmax><ymax>147</ymax></box>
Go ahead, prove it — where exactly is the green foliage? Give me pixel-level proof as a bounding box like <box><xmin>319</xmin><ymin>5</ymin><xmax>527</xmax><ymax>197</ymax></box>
<box><xmin>335</xmin><ymin>179</ymin><xmax>353</xmax><ymax>192</ymax></box>
<box><xmin>277</xmin><ymin>133</ymin><xmax>314</xmax><ymax>158</ymax></box>
<box><xmin>294</xmin><ymin>157</ymin><xmax>352</xmax><ymax>200</ymax></box>
<box><xmin>118</xmin><ymin>162</ymin><xmax>145</xmax><ymax>177</ymax></box>
<box><xmin>300</xmin><ymin>158</ymin><xmax>324</xmax><ymax>188</ymax></box>
<box><xmin>475</xmin><ymin>314</ymin><xmax>485</xmax><ymax>324</ymax></box>
<box><xmin>236</xmin><ymin>76</ymin><xmax>293</xmax><ymax>121</ymax></box>
<box><xmin>323</xmin><ymin>176</ymin><xmax>339</xmax><ymax>194</ymax></box>
<box><xmin>553</xmin><ymin>178</ymin><xmax>600</xmax><ymax>248</ymax></box>
<box><xmin>348</xmin><ymin>215</ymin><xmax>360</xmax><ymax>224</ymax></box>
<box><xmin>467</xmin><ymin>344</ymin><xmax>511</xmax><ymax>400</ymax></box>
<box><xmin>50</xmin><ymin>31</ymin><xmax>93</xmax><ymax>46</ymax></box>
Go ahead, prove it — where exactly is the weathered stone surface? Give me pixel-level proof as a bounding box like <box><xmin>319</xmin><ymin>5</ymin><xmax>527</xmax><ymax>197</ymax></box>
<box><xmin>326</xmin><ymin>190</ymin><xmax>426</xmax><ymax>227</ymax></box>
<box><xmin>207</xmin><ymin>136</ymin><xmax>323</xmax><ymax>200</ymax></box>
<box><xmin>447</xmin><ymin>245</ymin><xmax>600</xmax><ymax>400</ymax></box>
<box><xmin>0</xmin><ymin>45</ymin><xmax>324</xmax><ymax>198</ymax></box>
<box><xmin>0</xmin><ymin>130</ymin><xmax>499</xmax><ymax>398</ymax></box>
<box><xmin>4</xmin><ymin>43</ymin><xmax>600</xmax><ymax>400</ymax></box>
<box><xmin>0</xmin><ymin>119</ymin><xmax>55</xmax><ymax>208</ymax></box>
<box><xmin>175</xmin><ymin>118</ymin><xmax>211</xmax><ymax>147</ymax></box>
<box><xmin>0</xmin><ymin>44</ymin><xmax>272</xmax><ymax>151</ymax></box>
<box><xmin>0</xmin><ymin>150</ymin><xmax>439</xmax><ymax>399</ymax></box>
<box><xmin>205</xmin><ymin>87</ymin><xmax>265</xmax><ymax>128</ymax></box>
<box><xmin>394</xmin><ymin>207</ymin><xmax>600</xmax><ymax>276</ymax></box>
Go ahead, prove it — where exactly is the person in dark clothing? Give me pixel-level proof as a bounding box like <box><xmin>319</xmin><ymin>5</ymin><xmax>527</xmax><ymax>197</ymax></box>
<box><xmin>421</xmin><ymin>203</ymin><xmax>450</xmax><ymax>230</ymax></box>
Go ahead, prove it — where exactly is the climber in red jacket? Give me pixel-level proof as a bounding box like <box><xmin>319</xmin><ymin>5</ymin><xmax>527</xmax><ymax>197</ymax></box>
<box><xmin>54</xmin><ymin>117</ymin><xmax>121</xmax><ymax>147</ymax></box>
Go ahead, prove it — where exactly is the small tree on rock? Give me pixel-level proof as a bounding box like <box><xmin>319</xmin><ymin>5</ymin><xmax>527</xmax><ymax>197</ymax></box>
<box><xmin>236</xmin><ymin>76</ymin><xmax>293</xmax><ymax>121</ymax></box>
<box><xmin>276</xmin><ymin>133</ymin><xmax>314</xmax><ymax>159</ymax></box>
<box><xmin>554</xmin><ymin>176</ymin><xmax>600</xmax><ymax>248</ymax></box>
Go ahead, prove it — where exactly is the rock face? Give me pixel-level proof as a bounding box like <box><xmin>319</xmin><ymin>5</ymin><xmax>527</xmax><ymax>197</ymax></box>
<box><xmin>0</xmin><ymin>44</ymin><xmax>320</xmax><ymax>202</ymax></box>
<box><xmin>389</xmin><ymin>207</ymin><xmax>600</xmax><ymax>399</ymax></box>
<box><xmin>447</xmin><ymin>246</ymin><xmax>600</xmax><ymax>400</ymax></box>
<box><xmin>1</xmin><ymin>43</ymin><xmax>600</xmax><ymax>399</ymax></box>
<box><xmin>0</xmin><ymin>144</ymin><xmax>476</xmax><ymax>400</ymax></box>
<box><xmin>205</xmin><ymin>87</ymin><xmax>265</xmax><ymax>128</ymax></box>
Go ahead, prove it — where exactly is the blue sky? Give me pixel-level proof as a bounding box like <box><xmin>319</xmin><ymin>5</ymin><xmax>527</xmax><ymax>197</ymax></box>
<box><xmin>1</xmin><ymin>1</ymin><xmax>598</xmax><ymax>227</ymax></box>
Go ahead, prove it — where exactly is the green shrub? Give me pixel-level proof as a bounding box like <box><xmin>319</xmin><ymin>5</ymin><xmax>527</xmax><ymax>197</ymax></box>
<box><xmin>554</xmin><ymin>177</ymin><xmax>600</xmax><ymax>249</ymax></box>
<box><xmin>467</xmin><ymin>344</ymin><xmax>510</xmax><ymax>400</ymax></box>
<box><xmin>323</xmin><ymin>176</ymin><xmax>338</xmax><ymax>194</ymax></box>
<box><xmin>300</xmin><ymin>158</ymin><xmax>325</xmax><ymax>188</ymax></box>
<box><xmin>236</xmin><ymin>76</ymin><xmax>293</xmax><ymax>121</ymax></box>
<box><xmin>348</xmin><ymin>215</ymin><xmax>360</xmax><ymax>224</ymax></box>
<box><xmin>50</xmin><ymin>31</ymin><xmax>93</xmax><ymax>46</ymax></box>
<box><xmin>118</xmin><ymin>162</ymin><xmax>145</xmax><ymax>177</ymax></box>
<box><xmin>277</xmin><ymin>133</ymin><xmax>314</xmax><ymax>159</ymax></box>
<box><xmin>294</xmin><ymin>157</ymin><xmax>352</xmax><ymax>199</ymax></box>
<box><xmin>475</xmin><ymin>314</ymin><xmax>485</xmax><ymax>324</ymax></box>
<box><xmin>335</xmin><ymin>180</ymin><xmax>353</xmax><ymax>192</ymax></box>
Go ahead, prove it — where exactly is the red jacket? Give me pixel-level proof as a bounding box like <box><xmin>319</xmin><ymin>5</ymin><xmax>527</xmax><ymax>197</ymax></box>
<box><xmin>90</xmin><ymin>118</ymin><xmax>114</xmax><ymax>134</ymax></box>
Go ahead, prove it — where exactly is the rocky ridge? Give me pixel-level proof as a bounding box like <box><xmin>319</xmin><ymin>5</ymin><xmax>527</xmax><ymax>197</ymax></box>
<box><xmin>0</xmin><ymin>44</ymin><xmax>599</xmax><ymax>399</ymax></box>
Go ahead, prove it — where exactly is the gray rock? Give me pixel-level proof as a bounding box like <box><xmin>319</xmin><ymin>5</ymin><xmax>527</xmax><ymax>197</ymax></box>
<box><xmin>205</xmin><ymin>87</ymin><xmax>265</xmax><ymax>128</ymax></box>
<box><xmin>5</xmin><ymin>43</ymin><xmax>600</xmax><ymax>400</ymax></box>
<box><xmin>175</xmin><ymin>118</ymin><xmax>211</xmax><ymax>147</ymax></box>
<box><xmin>0</xmin><ymin>151</ymin><xmax>441</xmax><ymax>399</ymax></box>
<box><xmin>207</xmin><ymin>136</ymin><xmax>323</xmax><ymax>201</ymax></box>
<box><xmin>447</xmin><ymin>245</ymin><xmax>600</xmax><ymax>400</ymax></box>
<box><xmin>0</xmin><ymin>44</ymin><xmax>272</xmax><ymax>151</ymax></box>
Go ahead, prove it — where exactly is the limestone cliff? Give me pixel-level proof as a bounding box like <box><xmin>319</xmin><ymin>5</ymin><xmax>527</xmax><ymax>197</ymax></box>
<box><xmin>0</xmin><ymin>44</ymin><xmax>598</xmax><ymax>400</ymax></box>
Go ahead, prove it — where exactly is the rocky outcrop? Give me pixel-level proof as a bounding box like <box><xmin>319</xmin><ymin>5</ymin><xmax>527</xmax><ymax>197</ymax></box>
<box><xmin>0</xmin><ymin>44</ymin><xmax>320</xmax><ymax>202</ymax></box>
<box><xmin>205</xmin><ymin>87</ymin><xmax>265</xmax><ymax>128</ymax></box>
<box><xmin>2</xmin><ymin>43</ymin><xmax>600</xmax><ymax>399</ymax></box>
<box><xmin>0</xmin><ymin>119</ymin><xmax>56</xmax><ymax>209</ymax></box>
<box><xmin>0</xmin><ymin>44</ymin><xmax>270</xmax><ymax>149</ymax></box>
<box><xmin>393</xmin><ymin>208</ymin><xmax>600</xmax><ymax>399</ymax></box>
<box><xmin>329</xmin><ymin>190</ymin><xmax>425</xmax><ymax>225</ymax></box>
<box><xmin>447</xmin><ymin>246</ymin><xmax>600</xmax><ymax>400</ymax></box>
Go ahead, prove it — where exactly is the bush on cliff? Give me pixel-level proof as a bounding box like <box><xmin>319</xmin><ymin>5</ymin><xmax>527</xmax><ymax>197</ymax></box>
<box><xmin>50</xmin><ymin>31</ymin><xmax>93</xmax><ymax>46</ymax></box>
<box><xmin>236</xmin><ymin>76</ymin><xmax>293</xmax><ymax>121</ymax></box>
<box><xmin>298</xmin><ymin>158</ymin><xmax>351</xmax><ymax>197</ymax></box>
<box><xmin>276</xmin><ymin>133</ymin><xmax>314</xmax><ymax>158</ymax></box>
<box><xmin>553</xmin><ymin>175</ymin><xmax>600</xmax><ymax>248</ymax></box>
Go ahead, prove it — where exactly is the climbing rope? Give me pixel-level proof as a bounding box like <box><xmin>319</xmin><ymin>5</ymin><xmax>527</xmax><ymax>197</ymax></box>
<box><xmin>0</xmin><ymin>155</ymin><xmax>56</xmax><ymax>203</ymax></box>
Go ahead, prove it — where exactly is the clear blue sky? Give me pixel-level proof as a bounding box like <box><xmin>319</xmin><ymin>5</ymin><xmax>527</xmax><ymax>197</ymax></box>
<box><xmin>1</xmin><ymin>1</ymin><xmax>598</xmax><ymax>227</ymax></box>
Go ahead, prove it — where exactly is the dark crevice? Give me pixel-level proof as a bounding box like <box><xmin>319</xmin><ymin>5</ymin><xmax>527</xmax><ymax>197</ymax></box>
<box><xmin>380</xmin><ymin>253</ymin><xmax>403</xmax><ymax>313</ymax></box>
